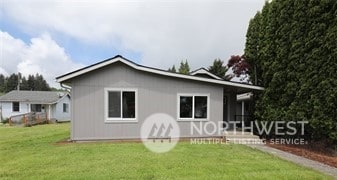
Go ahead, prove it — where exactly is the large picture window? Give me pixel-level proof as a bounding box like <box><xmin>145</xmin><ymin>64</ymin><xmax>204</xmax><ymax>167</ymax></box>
<box><xmin>105</xmin><ymin>88</ymin><xmax>137</xmax><ymax>122</ymax></box>
<box><xmin>178</xmin><ymin>94</ymin><xmax>209</xmax><ymax>120</ymax></box>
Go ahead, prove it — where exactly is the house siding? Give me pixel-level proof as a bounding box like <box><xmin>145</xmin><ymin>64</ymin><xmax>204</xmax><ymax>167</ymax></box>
<box><xmin>52</xmin><ymin>96</ymin><xmax>71</xmax><ymax>121</ymax></box>
<box><xmin>0</xmin><ymin>102</ymin><xmax>30</xmax><ymax>119</ymax></box>
<box><xmin>69</xmin><ymin>62</ymin><xmax>227</xmax><ymax>140</ymax></box>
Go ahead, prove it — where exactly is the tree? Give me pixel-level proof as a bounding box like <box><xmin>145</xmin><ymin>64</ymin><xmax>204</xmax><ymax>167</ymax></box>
<box><xmin>245</xmin><ymin>0</ymin><xmax>337</xmax><ymax>145</ymax></box>
<box><xmin>0</xmin><ymin>73</ymin><xmax>51</xmax><ymax>92</ymax></box>
<box><xmin>227</xmin><ymin>55</ymin><xmax>250</xmax><ymax>81</ymax></box>
<box><xmin>168</xmin><ymin>65</ymin><xmax>176</xmax><ymax>73</ymax></box>
<box><xmin>27</xmin><ymin>74</ymin><xmax>35</xmax><ymax>90</ymax></box>
<box><xmin>6</xmin><ymin>73</ymin><xmax>19</xmax><ymax>92</ymax></box>
<box><xmin>34</xmin><ymin>73</ymin><xmax>50</xmax><ymax>91</ymax></box>
<box><xmin>178</xmin><ymin>60</ymin><xmax>190</xmax><ymax>75</ymax></box>
<box><xmin>20</xmin><ymin>76</ymin><xmax>28</xmax><ymax>90</ymax></box>
<box><xmin>0</xmin><ymin>74</ymin><xmax>5</xmax><ymax>92</ymax></box>
<box><xmin>208</xmin><ymin>58</ymin><xmax>231</xmax><ymax>80</ymax></box>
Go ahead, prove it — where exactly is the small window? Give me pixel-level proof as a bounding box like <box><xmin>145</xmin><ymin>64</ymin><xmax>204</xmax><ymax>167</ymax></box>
<box><xmin>63</xmin><ymin>103</ymin><xmax>69</xmax><ymax>113</ymax></box>
<box><xmin>12</xmin><ymin>102</ymin><xmax>20</xmax><ymax>112</ymax></box>
<box><xmin>105</xmin><ymin>88</ymin><xmax>137</xmax><ymax>121</ymax></box>
<box><xmin>122</xmin><ymin>91</ymin><xmax>136</xmax><ymax>118</ymax></box>
<box><xmin>179</xmin><ymin>96</ymin><xmax>193</xmax><ymax>118</ymax></box>
<box><xmin>194</xmin><ymin>96</ymin><xmax>207</xmax><ymax>119</ymax></box>
<box><xmin>178</xmin><ymin>94</ymin><xmax>209</xmax><ymax>120</ymax></box>
<box><xmin>108</xmin><ymin>92</ymin><xmax>121</xmax><ymax>117</ymax></box>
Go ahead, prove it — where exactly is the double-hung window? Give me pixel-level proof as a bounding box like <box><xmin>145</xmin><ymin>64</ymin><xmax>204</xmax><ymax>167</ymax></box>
<box><xmin>178</xmin><ymin>94</ymin><xmax>209</xmax><ymax>121</ymax></box>
<box><xmin>12</xmin><ymin>102</ymin><xmax>20</xmax><ymax>112</ymax></box>
<box><xmin>105</xmin><ymin>88</ymin><xmax>137</xmax><ymax>122</ymax></box>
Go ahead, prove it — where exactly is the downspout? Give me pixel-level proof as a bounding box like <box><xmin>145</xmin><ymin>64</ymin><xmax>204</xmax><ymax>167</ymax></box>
<box><xmin>61</xmin><ymin>83</ymin><xmax>71</xmax><ymax>93</ymax></box>
<box><xmin>48</xmin><ymin>104</ymin><xmax>51</xmax><ymax>121</ymax></box>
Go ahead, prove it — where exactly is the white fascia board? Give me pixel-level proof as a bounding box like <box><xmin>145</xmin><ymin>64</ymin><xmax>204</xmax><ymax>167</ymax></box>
<box><xmin>56</xmin><ymin>58</ymin><xmax>122</xmax><ymax>83</ymax></box>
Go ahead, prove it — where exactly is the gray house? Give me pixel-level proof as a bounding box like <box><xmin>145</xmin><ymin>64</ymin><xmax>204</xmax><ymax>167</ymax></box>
<box><xmin>56</xmin><ymin>55</ymin><xmax>263</xmax><ymax>141</ymax></box>
<box><xmin>0</xmin><ymin>90</ymin><xmax>71</xmax><ymax>122</ymax></box>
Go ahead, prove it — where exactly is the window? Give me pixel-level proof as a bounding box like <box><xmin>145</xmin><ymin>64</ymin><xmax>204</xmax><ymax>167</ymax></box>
<box><xmin>194</xmin><ymin>96</ymin><xmax>208</xmax><ymax>119</ymax></box>
<box><xmin>180</xmin><ymin>96</ymin><xmax>193</xmax><ymax>118</ymax></box>
<box><xmin>31</xmin><ymin>104</ymin><xmax>42</xmax><ymax>112</ymax></box>
<box><xmin>178</xmin><ymin>94</ymin><xmax>209</xmax><ymax>120</ymax></box>
<box><xmin>105</xmin><ymin>88</ymin><xmax>137</xmax><ymax>121</ymax></box>
<box><xmin>63</xmin><ymin>103</ymin><xmax>69</xmax><ymax>113</ymax></box>
<box><xmin>12</xmin><ymin>102</ymin><xmax>20</xmax><ymax>112</ymax></box>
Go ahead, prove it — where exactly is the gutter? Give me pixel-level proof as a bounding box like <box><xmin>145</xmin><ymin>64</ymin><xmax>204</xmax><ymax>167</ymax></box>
<box><xmin>61</xmin><ymin>83</ymin><xmax>72</xmax><ymax>93</ymax></box>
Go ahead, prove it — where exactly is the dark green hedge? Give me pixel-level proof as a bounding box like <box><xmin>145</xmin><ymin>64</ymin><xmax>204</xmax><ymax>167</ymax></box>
<box><xmin>245</xmin><ymin>0</ymin><xmax>337</xmax><ymax>145</ymax></box>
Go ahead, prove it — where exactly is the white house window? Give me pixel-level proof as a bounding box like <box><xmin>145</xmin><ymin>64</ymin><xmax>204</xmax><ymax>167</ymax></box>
<box><xmin>63</xmin><ymin>103</ymin><xmax>69</xmax><ymax>113</ymax></box>
<box><xmin>178</xmin><ymin>94</ymin><xmax>209</xmax><ymax>120</ymax></box>
<box><xmin>105</xmin><ymin>88</ymin><xmax>137</xmax><ymax>122</ymax></box>
<box><xmin>12</xmin><ymin>102</ymin><xmax>20</xmax><ymax>112</ymax></box>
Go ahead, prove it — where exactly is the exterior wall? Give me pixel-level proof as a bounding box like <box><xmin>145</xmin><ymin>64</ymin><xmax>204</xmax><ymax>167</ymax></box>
<box><xmin>0</xmin><ymin>99</ymin><xmax>71</xmax><ymax>122</ymax></box>
<box><xmin>70</xmin><ymin>62</ymin><xmax>225</xmax><ymax>140</ymax></box>
<box><xmin>52</xmin><ymin>95</ymin><xmax>71</xmax><ymax>121</ymax></box>
<box><xmin>0</xmin><ymin>102</ymin><xmax>30</xmax><ymax>119</ymax></box>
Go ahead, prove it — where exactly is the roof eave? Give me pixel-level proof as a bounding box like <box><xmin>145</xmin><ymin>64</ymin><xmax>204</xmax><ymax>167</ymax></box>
<box><xmin>56</xmin><ymin>56</ymin><xmax>264</xmax><ymax>91</ymax></box>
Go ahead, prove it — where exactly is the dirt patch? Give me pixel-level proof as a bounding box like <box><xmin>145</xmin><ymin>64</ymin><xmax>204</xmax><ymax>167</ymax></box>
<box><xmin>267</xmin><ymin>142</ymin><xmax>337</xmax><ymax>168</ymax></box>
<box><xmin>54</xmin><ymin>138</ymin><xmax>144</xmax><ymax>145</ymax></box>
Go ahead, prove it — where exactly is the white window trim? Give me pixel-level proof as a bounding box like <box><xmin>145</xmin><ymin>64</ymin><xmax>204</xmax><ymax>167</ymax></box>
<box><xmin>177</xmin><ymin>93</ymin><xmax>210</xmax><ymax>121</ymax></box>
<box><xmin>104</xmin><ymin>88</ymin><xmax>138</xmax><ymax>123</ymax></box>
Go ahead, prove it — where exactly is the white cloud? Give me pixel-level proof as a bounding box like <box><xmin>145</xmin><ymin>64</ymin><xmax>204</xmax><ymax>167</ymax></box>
<box><xmin>1</xmin><ymin>0</ymin><xmax>264</xmax><ymax>72</ymax></box>
<box><xmin>0</xmin><ymin>31</ymin><xmax>26</xmax><ymax>76</ymax></box>
<box><xmin>0</xmin><ymin>31</ymin><xmax>83</xmax><ymax>88</ymax></box>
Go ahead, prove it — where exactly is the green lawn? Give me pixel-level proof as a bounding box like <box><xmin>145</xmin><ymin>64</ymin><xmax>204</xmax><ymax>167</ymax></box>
<box><xmin>0</xmin><ymin>123</ymin><xmax>331</xmax><ymax>179</ymax></box>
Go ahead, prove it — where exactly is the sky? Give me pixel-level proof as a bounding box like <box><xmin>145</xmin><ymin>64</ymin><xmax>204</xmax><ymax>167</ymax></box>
<box><xmin>0</xmin><ymin>0</ymin><xmax>264</xmax><ymax>88</ymax></box>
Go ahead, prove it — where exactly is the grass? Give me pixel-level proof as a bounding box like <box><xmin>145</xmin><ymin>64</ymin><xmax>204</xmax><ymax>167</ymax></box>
<box><xmin>0</xmin><ymin>123</ymin><xmax>331</xmax><ymax>179</ymax></box>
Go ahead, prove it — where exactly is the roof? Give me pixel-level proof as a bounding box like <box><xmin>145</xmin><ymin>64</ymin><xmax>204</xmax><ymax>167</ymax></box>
<box><xmin>0</xmin><ymin>90</ymin><xmax>68</xmax><ymax>104</ymax></box>
<box><xmin>56</xmin><ymin>55</ymin><xmax>264</xmax><ymax>91</ymax></box>
<box><xmin>190</xmin><ymin>68</ymin><xmax>223</xmax><ymax>80</ymax></box>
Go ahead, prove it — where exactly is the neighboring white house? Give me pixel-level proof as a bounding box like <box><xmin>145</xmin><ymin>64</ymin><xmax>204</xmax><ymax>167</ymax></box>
<box><xmin>0</xmin><ymin>90</ymin><xmax>71</xmax><ymax>122</ymax></box>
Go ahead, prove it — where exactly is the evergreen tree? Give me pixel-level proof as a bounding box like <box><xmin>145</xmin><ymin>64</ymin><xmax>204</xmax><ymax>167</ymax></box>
<box><xmin>20</xmin><ymin>76</ymin><xmax>28</xmax><ymax>90</ymax></box>
<box><xmin>34</xmin><ymin>73</ymin><xmax>50</xmax><ymax>91</ymax></box>
<box><xmin>168</xmin><ymin>65</ymin><xmax>177</xmax><ymax>73</ymax></box>
<box><xmin>245</xmin><ymin>0</ymin><xmax>337</xmax><ymax>145</ymax></box>
<box><xmin>0</xmin><ymin>73</ymin><xmax>51</xmax><ymax>92</ymax></box>
<box><xmin>0</xmin><ymin>74</ymin><xmax>5</xmax><ymax>92</ymax></box>
<box><xmin>178</xmin><ymin>60</ymin><xmax>190</xmax><ymax>75</ymax></box>
<box><xmin>6</xmin><ymin>73</ymin><xmax>19</xmax><ymax>92</ymax></box>
<box><xmin>27</xmin><ymin>74</ymin><xmax>35</xmax><ymax>90</ymax></box>
<box><xmin>208</xmin><ymin>58</ymin><xmax>229</xmax><ymax>80</ymax></box>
